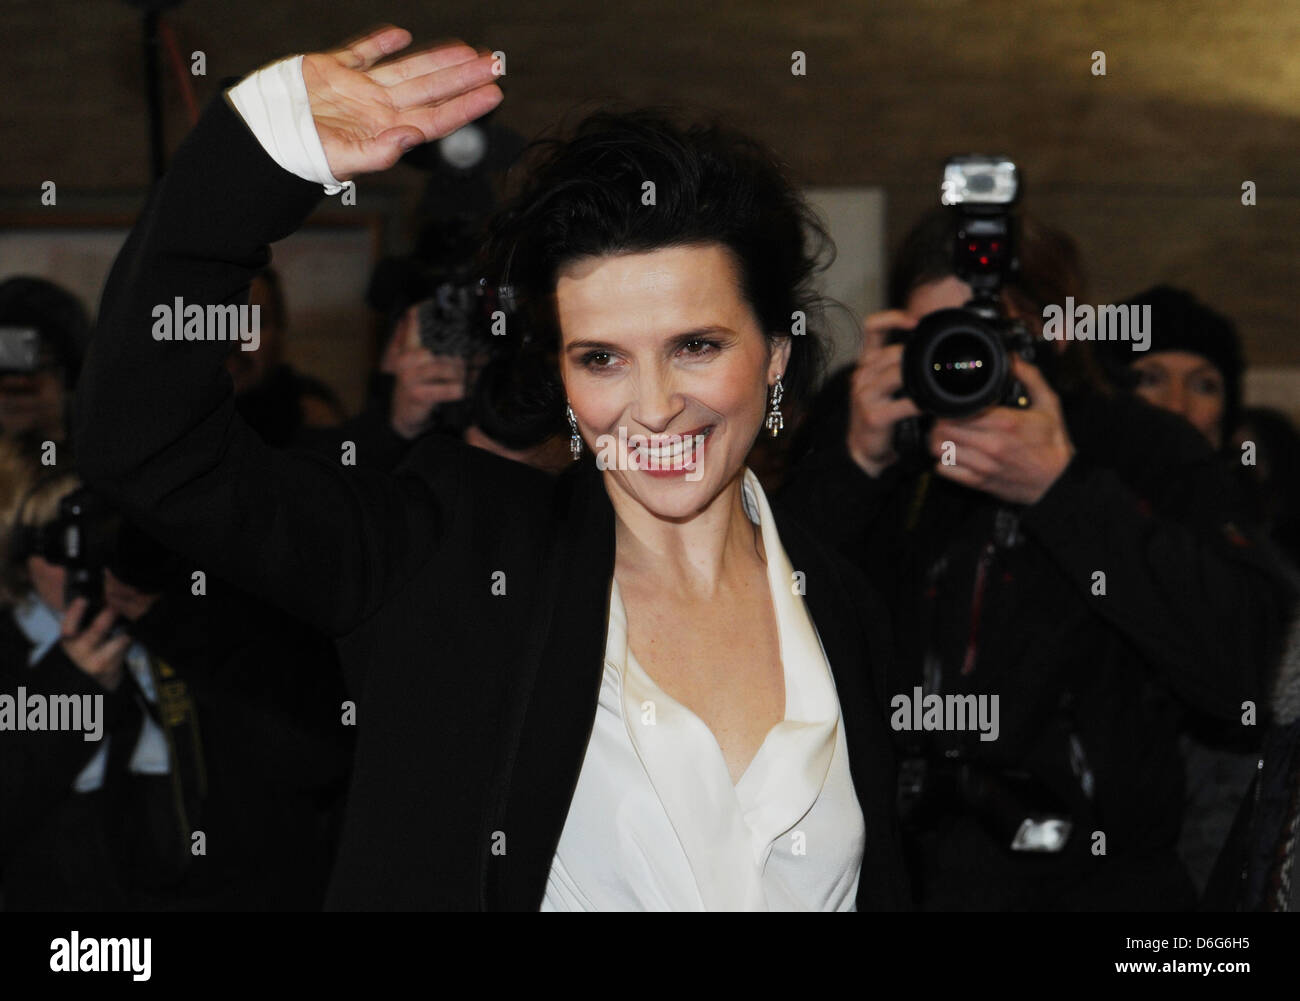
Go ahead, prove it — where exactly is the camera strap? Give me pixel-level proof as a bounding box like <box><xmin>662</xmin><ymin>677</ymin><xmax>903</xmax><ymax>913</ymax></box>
<box><xmin>959</xmin><ymin>507</ymin><xmax>1021</xmax><ymax>677</ymax></box>
<box><xmin>143</xmin><ymin>654</ymin><xmax>208</xmax><ymax>852</ymax></box>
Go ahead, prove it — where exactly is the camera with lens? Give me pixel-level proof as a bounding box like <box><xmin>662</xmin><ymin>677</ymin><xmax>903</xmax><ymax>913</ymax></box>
<box><xmin>889</xmin><ymin>156</ymin><xmax>1037</xmax><ymax>465</ymax></box>
<box><xmin>11</xmin><ymin>487</ymin><xmax>118</xmax><ymax>619</ymax></box>
<box><xmin>12</xmin><ymin>486</ymin><xmax>186</xmax><ymax>622</ymax></box>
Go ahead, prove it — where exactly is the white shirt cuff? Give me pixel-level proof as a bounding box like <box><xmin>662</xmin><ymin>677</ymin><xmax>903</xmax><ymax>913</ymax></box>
<box><xmin>225</xmin><ymin>54</ymin><xmax>352</xmax><ymax>196</ymax></box>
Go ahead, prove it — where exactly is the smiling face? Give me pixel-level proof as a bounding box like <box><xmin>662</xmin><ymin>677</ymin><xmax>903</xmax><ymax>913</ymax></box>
<box><xmin>1129</xmin><ymin>350</ymin><xmax>1226</xmax><ymax>448</ymax></box>
<box><xmin>556</xmin><ymin>243</ymin><xmax>788</xmax><ymax>521</ymax></box>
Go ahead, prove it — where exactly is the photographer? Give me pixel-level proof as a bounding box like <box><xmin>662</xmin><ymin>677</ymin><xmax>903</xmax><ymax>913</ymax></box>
<box><xmin>304</xmin><ymin>287</ymin><xmax>483</xmax><ymax>469</ymax></box>
<box><xmin>0</xmin><ymin>441</ymin><xmax>351</xmax><ymax>910</ymax></box>
<box><xmin>1094</xmin><ymin>287</ymin><xmax>1300</xmax><ymax>907</ymax></box>
<box><xmin>0</xmin><ymin>277</ymin><xmax>90</xmax><ymax>449</ymax></box>
<box><xmin>1094</xmin><ymin>286</ymin><xmax>1274</xmax><ymax>900</ymax></box>
<box><xmin>300</xmin><ymin>281</ymin><xmax>570</xmax><ymax>475</ymax></box>
<box><xmin>782</xmin><ymin>195</ymin><xmax>1292</xmax><ymax>909</ymax></box>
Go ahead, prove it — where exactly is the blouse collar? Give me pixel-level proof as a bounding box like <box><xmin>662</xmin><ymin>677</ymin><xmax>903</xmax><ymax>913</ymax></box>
<box><xmin>605</xmin><ymin>467</ymin><xmax>840</xmax><ymax>909</ymax></box>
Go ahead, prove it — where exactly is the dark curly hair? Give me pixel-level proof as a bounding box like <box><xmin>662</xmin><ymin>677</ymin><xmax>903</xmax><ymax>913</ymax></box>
<box><xmin>479</xmin><ymin>106</ymin><xmax>831</xmax><ymax>440</ymax></box>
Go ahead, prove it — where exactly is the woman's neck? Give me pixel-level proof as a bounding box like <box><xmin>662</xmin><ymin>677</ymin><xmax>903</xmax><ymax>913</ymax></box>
<box><xmin>608</xmin><ymin>469</ymin><xmax>766</xmax><ymax>597</ymax></box>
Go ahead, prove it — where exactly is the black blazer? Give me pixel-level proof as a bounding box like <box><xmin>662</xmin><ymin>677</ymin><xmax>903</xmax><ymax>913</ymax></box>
<box><xmin>74</xmin><ymin>94</ymin><xmax>911</xmax><ymax>911</ymax></box>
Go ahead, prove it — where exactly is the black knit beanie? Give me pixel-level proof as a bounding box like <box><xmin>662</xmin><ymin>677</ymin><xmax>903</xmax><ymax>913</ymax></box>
<box><xmin>1104</xmin><ymin>285</ymin><xmax>1244</xmax><ymax>434</ymax></box>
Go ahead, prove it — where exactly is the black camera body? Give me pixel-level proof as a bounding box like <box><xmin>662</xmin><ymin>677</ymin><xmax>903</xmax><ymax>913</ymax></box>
<box><xmin>12</xmin><ymin>485</ymin><xmax>183</xmax><ymax>619</ymax></box>
<box><xmin>890</xmin><ymin>156</ymin><xmax>1036</xmax><ymax>463</ymax></box>
<box><xmin>11</xmin><ymin>487</ymin><xmax>118</xmax><ymax>617</ymax></box>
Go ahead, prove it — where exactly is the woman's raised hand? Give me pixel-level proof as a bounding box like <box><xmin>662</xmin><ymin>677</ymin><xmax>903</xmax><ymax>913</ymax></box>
<box><xmin>301</xmin><ymin>26</ymin><xmax>504</xmax><ymax>181</ymax></box>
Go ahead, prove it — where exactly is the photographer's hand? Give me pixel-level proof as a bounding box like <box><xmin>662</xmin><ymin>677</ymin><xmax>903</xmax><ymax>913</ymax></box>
<box><xmin>929</xmin><ymin>356</ymin><xmax>1075</xmax><ymax>505</ymax></box>
<box><xmin>104</xmin><ymin>569</ymin><xmax>161</xmax><ymax>624</ymax></box>
<box><xmin>388</xmin><ymin>307</ymin><xmax>469</xmax><ymax>440</ymax></box>
<box><xmin>58</xmin><ymin>598</ymin><xmax>130</xmax><ymax>693</ymax></box>
<box><xmin>847</xmin><ymin>310</ymin><xmax>923</xmax><ymax>477</ymax></box>
<box><xmin>301</xmin><ymin>26</ymin><xmax>503</xmax><ymax>182</ymax></box>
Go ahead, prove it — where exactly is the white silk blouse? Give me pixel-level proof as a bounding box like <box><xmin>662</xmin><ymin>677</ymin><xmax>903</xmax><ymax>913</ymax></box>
<box><xmin>541</xmin><ymin>469</ymin><xmax>865</xmax><ymax>911</ymax></box>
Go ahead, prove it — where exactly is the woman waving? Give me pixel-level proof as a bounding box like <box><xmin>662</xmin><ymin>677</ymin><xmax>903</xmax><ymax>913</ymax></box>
<box><xmin>76</xmin><ymin>26</ymin><xmax>908</xmax><ymax>911</ymax></box>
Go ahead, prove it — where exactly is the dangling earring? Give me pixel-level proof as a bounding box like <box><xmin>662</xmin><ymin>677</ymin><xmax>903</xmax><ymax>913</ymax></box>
<box><xmin>766</xmin><ymin>377</ymin><xmax>785</xmax><ymax>438</ymax></box>
<box><xmin>567</xmin><ymin>403</ymin><xmax>583</xmax><ymax>459</ymax></box>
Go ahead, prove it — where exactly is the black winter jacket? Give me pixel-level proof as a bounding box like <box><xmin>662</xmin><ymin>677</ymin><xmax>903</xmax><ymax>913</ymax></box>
<box><xmin>780</xmin><ymin>368</ymin><xmax>1292</xmax><ymax>909</ymax></box>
